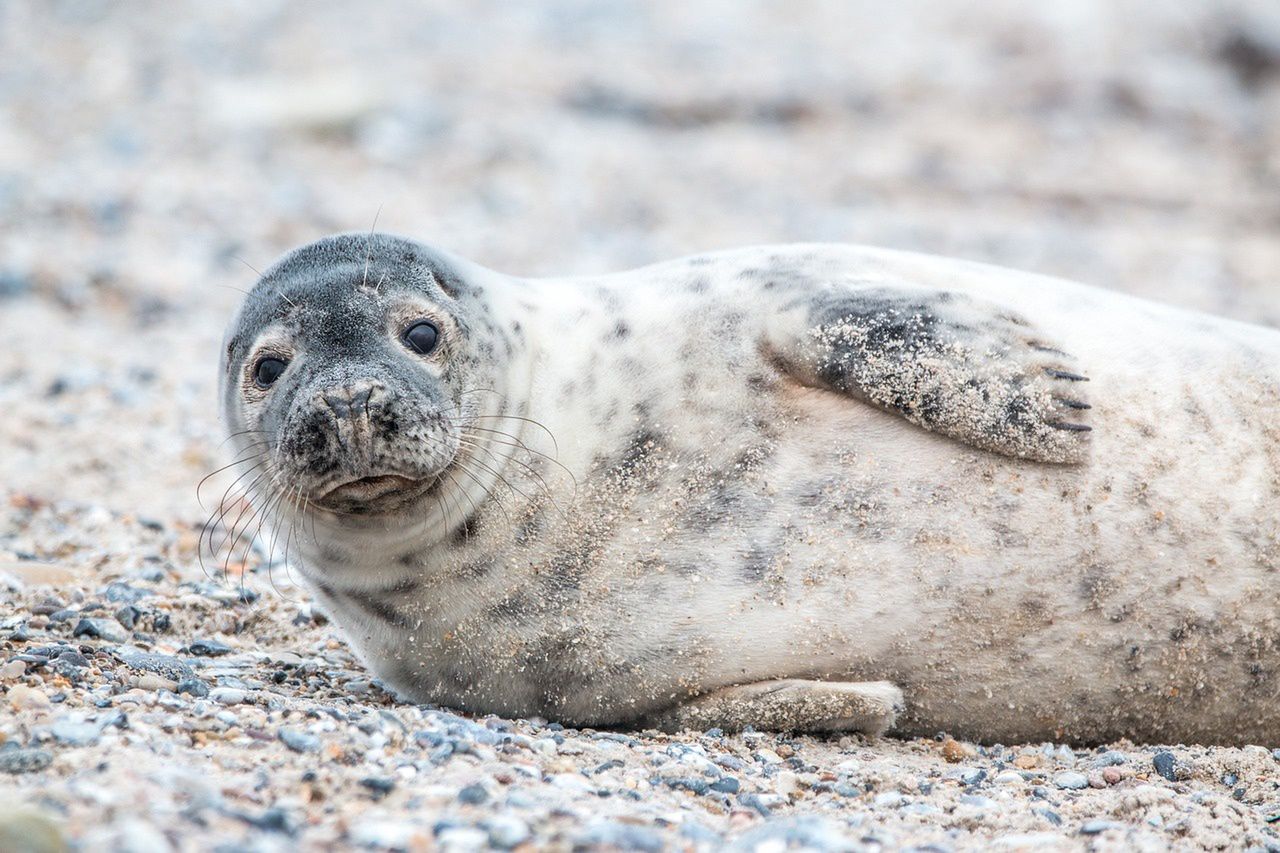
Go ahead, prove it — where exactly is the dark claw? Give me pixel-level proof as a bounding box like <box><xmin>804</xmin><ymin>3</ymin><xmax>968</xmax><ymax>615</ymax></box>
<box><xmin>1049</xmin><ymin>422</ymin><xmax>1092</xmax><ymax>432</ymax></box>
<box><xmin>1055</xmin><ymin>397</ymin><xmax>1092</xmax><ymax>410</ymax></box>
<box><xmin>1045</xmin><ymin>368</ymin><xmax>1089</xmax><ymax>382</ymax></box>
<box><xmin>1030</xmin><ymin>343</ymin><xmax>1072</xmax><ymax>358</ymax></box>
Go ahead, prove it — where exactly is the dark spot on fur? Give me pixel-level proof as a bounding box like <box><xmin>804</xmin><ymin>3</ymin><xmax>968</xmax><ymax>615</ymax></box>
<box><xmin>610</xmin><ymin>320</ymin><xmax>631</xmax><ymax>340</ymax></box>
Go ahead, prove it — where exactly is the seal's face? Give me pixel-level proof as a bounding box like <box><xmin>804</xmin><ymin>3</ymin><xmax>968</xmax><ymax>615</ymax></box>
<box><xmin>221</xmin><ymin>234</ymin><xmax>485</xmax><ymax>517</ymax></box>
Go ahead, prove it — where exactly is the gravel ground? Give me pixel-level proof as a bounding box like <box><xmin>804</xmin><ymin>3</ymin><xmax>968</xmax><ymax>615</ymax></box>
<box><xmin>3</xmin><ymin>2</ymin><xmax>1280</xmax><ymax>850</ymax></box>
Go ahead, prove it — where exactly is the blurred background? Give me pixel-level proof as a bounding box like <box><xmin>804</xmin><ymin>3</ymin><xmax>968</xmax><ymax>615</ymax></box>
<box><xmin>1</xmin><ymin>0</ymin><xmax>1279</xmax><ymax>518</ymax></box>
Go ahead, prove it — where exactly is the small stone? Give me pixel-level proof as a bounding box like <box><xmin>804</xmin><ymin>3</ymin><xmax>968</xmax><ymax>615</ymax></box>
<box><xmin>1053</xmin><ymin>771</ymin><xmax>1088</xmax><ymax>790</ymax></box>
<box><xmin>457</xmin><ymin>783</ymin><xmax>489</xmax><ymax>805</ymax></box>
<box><xmin>709</xmin><ymin>776</ymin><xmax>740</xmax><ymax>794</ymax></box>
<box><xmin>1103</xmin><ymin>767</ymin><xmax>1123</xmax><ymax>785</ymax></box>
<box><xmin>103</xmin><ymin>583</ymin><xmax>149</xmax><ymax>603</ymax></box>
<box><xmin>0</xmin><ymin>747</ymin><xmax>53</xmax><ymax>774</ymax></box>
<box><xmin>185</xmin><ymin>639</ymin><xmax>233</xmax><ymax>656</ymax></box>
<box><xmin>753</xmin><ymin>748</ymin><xmax>782</xmax><ymax>764</ymax></box>
<box><xmin>278</xmin><ymin>728</ymin><xmax>320</xmax><ymax>753</ymax></box>
<box><xmin>942</xmin><ymin>737</ymin><xmax>974</xmax><ymax>763</ymax></box>
<box><xmin>994</xmin><ymin>770</ymin><xmax>1024</xmax><ymax>785</ymax></box>
<box><xmin>1035</xmin><ymin>808</ymin><xmax>1062</xmax><ymax>826</ymax></box>
<box><xmin>49</xmin><ymin>716</ymin><xmax>100</xmax><ymax>746</ymax></box>
<box><xmin>1080</xmin><ymin>820</ymin><xmax>1123</xmax><ymax>835</ymax></box>
<box><xmin>72</xmin><ymin>618</ymin><xmax>127</xmax><ymax>644</ymax></box>
<box><xmin>577</xmin><ymin>820</ymin><xmax>664</xmax><ymax>853</ymax></box>
<box><xmin>7</xmin><ymin>684</ymin><xmax>50</xmax><ymax>710</ymax></box>
<box><xmin>175</xmin><ymin>679</ymin><xmax>209</xmax><ymax>698</ymax></box>
<box><xmin>0</xmin><ymin>661</ymin><xmax>25</xmax><ymax>680</ymax></box>
<box><xmin>1087</xmin><ymin>771</ymin><xmax>1108</xmax><ymax>788</ymax></box>
<box><xmin>360</xmin><ymin>777</ymin><xmax>396</xmax><ymax>797</ymax></box>
<box><xmin>485</xmin><ymin>815</ymin><xmax>530</xmax><ymax>849</ymax></box>
<box><xmin>135</xmin><ymin>674</ymin><xmax>178</xmax><ymax>692</ymax></box>
<box><xmin>1092</xmin><ymin>750</ymin><xmax>1127</xmax><ymax>768</ymax></box>
<box><xmin>1152</xmin><ymin>751</ymin><xmax>1179</xmax><ymax>782</ymax></box>
<box><xmin>113</xmin><ymin>605</ymin><xmax>141</xmax><ymax>630</ymax></box>
<box><xmin>959</xmin><ymin>768</ymin><xmax>987</xmax><ymax>786</ymax></box>
<box><xmin>350</xmin><ymin>820</ymin><xmax>422</xmax><ymax>849</ymax></box>
<box><xmin>873</xmin><ymin>791</ymin><xmax>906</xmax><ymax>807</ymax></box>
<box><xmin>209</xmin><ymin>687</ymin><xmax>247</xmax><ymax>705</ymax></box>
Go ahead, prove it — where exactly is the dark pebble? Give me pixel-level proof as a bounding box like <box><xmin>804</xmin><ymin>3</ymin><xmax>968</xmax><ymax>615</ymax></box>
<box><xmin>1035</xmin><ymin>808</ymin><xmax>1062</xmax><ymax>826</ymax></box>
<box><xmin>665</xmin><ymin>777</ymin><xmax>709</xmax><ymax>796</ymax></box>
<box><xmin>114</xmin><ymin>605</ymin><xmax>141</xmax><ymax>630</ymax></box>
<box><xmin>738</xmin><ymin>793</ymin><xmax>772</xmax><ymax>818</ymax></box>
<box><xmin>592</xmin><ymin>759</ymin><xmax>624</xmax><ymax>775</ymax></box>
<box><xmin>1152</xmin><ymin>751</ymin><xmax>1178</xmax><ymax>782</ymax></box>
<box><xmin>30</xmin><ymin>600</ymin><xmax>65</xmax><ymax>616</ymax></box>
<box><xmin>72</xmin><ymin>618</ymin><xmax>127</xmax><ymax>643</ymax></box>
<box><xmin>186</xmin><ymin>638</ymin><xmax>233</xmax><ymax>657</ymax></box>
<box><xmin>152</xmin><ymin>613</ymin><xmax>172</xmax><ymax>632</ymax></box>
<box><xmin>48</xmin><ymin>609</ymin><xmax>78</xmax><ymax>624</ymax></box>
<box><xmin>457</xmin><ymin>783</ymin><xmax>489</xmax><ymax>804</ymax></box>
<box><xmin>176</xmin><ymin>679</ymin><xmax>210</xmax><ymax>698</ymax></box>
<box><xmin>360</xmin><ymin>777</ymin><xmax>396</xmax><ymax>797</ymax></box>
<box><xmin>709</xmin><ymin>776</ymin><xmax>740</xmax><ymax>794</ymax></box>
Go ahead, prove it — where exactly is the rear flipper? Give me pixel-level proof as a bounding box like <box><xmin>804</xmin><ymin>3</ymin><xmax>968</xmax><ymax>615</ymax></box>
<box><xmin>643</xmin><ymin>679</ymin><xmax>904</xmax><ymax>736</ymax></box>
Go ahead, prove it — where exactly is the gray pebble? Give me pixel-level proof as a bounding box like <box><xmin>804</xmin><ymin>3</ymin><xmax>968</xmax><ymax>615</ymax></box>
<box><xmin>1053</xmin><ymin>771</ymin><xmax>1089</xmax><ymax>790</ymax></box>
<box><xmin>576</xmin><ymin>820</ymin><xmax>664</xmax><ymax>853</ymax></box>
<box><xmin>176</xmin><ymin>679</ymin><xmax>210</xmax><ymax>698</ymax></box>
<box><xmin>1152</xmin><ymin>751</ymin><xmax>1179</xmax><ymax>782</ymax></box>
<box><xmin>72</xmin><ymin>617</ymin><xmax>128</xmax><ymax>644</ymax></box>
<box><xmin>186</xmin><ymin>638</ymin><xmax>233</xmax><ymax>657</ymax></box>
<box><xmin>1091</xmin><ymin>750</ymin><xmax>1127</xmax><ymax>768</ymax></box>
<box><xmin>50</xmin><ymin>716</ymin><xmax>101</xmax><ymax>747</ymax></box>
<box><xmin>458</xmin><ymin>783</ymin><xmax>489</xmax><ymax>805</ymax></box>
<box><xmin>709</xmin><ymin>776</ymin><xmax>740</xmax><ymax>794</ymax></box>
<box><xmin>485</xmin><ymin>815</ymin><xmax>529</xmax><ymax>848</ymax></box>
<box><xmin>1081</xmin><ymin>819</ymin><xmax>1123</xmax><ymax>835</ymax></box>
<box><xmin>278</xmin><ymin>728</ymin><xmax>320</xmax><ymax>753</ymax></box>
<box><xmin>102</xmin><ymin>582</ymin><xmax>150</xmax><ymax>604</ymax></box>
<box><xmin>0</xmin><ymin>747</ymin><xmax>53</xmax><ymax>774</ymax></box>
<box><xmin>118</xmin><ymin>651</ymin><xmax>197</xmax><ymax>682</ymax></box>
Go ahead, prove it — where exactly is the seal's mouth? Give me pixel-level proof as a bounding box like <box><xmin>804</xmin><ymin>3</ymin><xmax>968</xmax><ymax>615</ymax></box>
<box><xmin>313</xmin><ymin>473</ymin><xmax>435</xmax><ymax>514</ymax></box>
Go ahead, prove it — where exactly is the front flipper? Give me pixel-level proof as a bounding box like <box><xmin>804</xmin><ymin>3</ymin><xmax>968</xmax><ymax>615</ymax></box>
<box><xmin>769</xmin><ymin>286</ymin><xmax>1092</xmax><ymax>464</ymax></box>
<box><xmin>643</xmin><ymin>679</ymin><xmax>904</xmax><ymax>736</ymax></box>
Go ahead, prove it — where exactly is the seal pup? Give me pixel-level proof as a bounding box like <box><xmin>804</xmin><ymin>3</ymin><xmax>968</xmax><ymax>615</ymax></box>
<box><xmin>220</xmin><ymin>233</ymin><xmax>1280</xmax><ymax>745</ymax></box>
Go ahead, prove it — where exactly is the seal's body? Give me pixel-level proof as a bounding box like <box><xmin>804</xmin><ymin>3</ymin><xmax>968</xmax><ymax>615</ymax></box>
<box><xmin>221</xmin><ymin>235</ymin><xmax>1280</xmax><ymax>745</ymax></box>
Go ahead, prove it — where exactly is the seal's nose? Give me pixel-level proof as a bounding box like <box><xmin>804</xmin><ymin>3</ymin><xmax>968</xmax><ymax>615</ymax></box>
<box><xmin>321</xmin><ymin>383</ymin><xmax>375</xmax><ymax>420</ymax></box>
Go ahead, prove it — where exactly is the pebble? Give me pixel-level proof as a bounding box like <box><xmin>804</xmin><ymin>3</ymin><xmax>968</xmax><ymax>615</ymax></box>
<box><xmin>1152</xmin><ymin>751</ymin><xmax>1180</xmax><ymax>782</ymax></box>
<box><xmin>577</xmin><ymin>820</ymin><xmax>664</xmax><ymax>853</ymax></box>
<box><xmin>186</xmin><ymin>638</ymin><xmax>233</xmax><ymax>656</ymax></box>
<box><xmin>7</xmin><ymin>684</ymin><xmax>51</xmax><ymax>710</ymax></box>
<box><xmin>278</xmin><ymin>728</ymin><xmax>320</xmax><ymax>753</ymax></box>
<box><xmin>0</xmin><ymin>660</ymin><xmax>25</xmax><ymax>680</ymax></box>
<box><xmin>1092</xmin><ymin>750</ymin><xmax>1127</xmax><ymax>768</ymax></box>
<box><xmin>1053</xmin><ymin>771</ymin><xmax>1089</xmax><ymax>790</ymax></box>
<box><xmin>1081</xmin><ymin>819</ymin><xmax>1124</xmax><ymax>835</ymax></box>
<box><xmin>71</xmin><ymin>617</ymin><xmax>128</xmax><ymax>644</ymax></box>
<box><xmin>457</xmin><ymin>783</ymin><xmax>489</xmax><ymax>805</ymax></box>
<box><xmin>485</xmin><ymin>816</ymin><xmax>529</xmax><ymax>848</ymax></box>
<box><xmin>136</xmin><ymin>674</ymin><xmax>178</xmax><ymax>692</ymax></box>
<box><xmin>175</xmin><ymin>679</ymin><xmax>210</xmax><ymax>697</ymax></box>
<box><xmin>50</xmin><ymin>716</ymin><xmax>101</xmax><ymax>746</ymax></box>
<box><xmin>0</xmin><ymin>747</ymin><xmax>54</xmax><ymax>774</ymax></box>
<box><xmin>208</xmin><ymin>687</ymin><xmax>248</xmax><ymax>705</ymax></box>
<box><xmin>994</xmin><ymin>770</ymin><xmax>1024</xmax><ymax>785</ymax></box>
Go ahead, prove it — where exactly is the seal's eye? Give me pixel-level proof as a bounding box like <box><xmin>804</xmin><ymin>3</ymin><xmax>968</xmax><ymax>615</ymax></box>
<box><xmin>254</xmin><ymin>357</ymin><xmax>288</xmax><ymax>388</ymax></box>
<box><xmin>402</xmin><ymin>321</ymin><xmax>439</xmax><ymax>356</ymax></box>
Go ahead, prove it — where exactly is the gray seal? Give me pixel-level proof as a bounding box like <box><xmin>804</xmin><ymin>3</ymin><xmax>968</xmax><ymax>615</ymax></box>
<box><xmin>220</xmin><ymin>232</ymin><xmax>1280</xmax><ymax>745</ymax></box>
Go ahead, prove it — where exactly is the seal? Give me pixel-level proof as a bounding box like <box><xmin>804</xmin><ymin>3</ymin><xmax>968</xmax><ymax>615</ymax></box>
<box><xmin>219</xmin><ymin>233</ymin><xmax>1280</xmax><ymax>745</ymax></box>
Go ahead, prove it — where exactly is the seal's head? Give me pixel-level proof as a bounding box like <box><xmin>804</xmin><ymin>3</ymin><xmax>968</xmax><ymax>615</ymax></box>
<box><xmin>220</xmin><ymin>233</ymin><xmax>494</xmax><ymax>517</ymax></box>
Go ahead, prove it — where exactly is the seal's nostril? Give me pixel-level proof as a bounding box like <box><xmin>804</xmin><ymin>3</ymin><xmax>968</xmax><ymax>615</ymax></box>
<box><xmin>349</xmin><ymin>387</ymin><xmax>373</xmax><ymax>412</ymax></box>
<box><xmin>322</xmin><ymin>392</ymin><xmax>352</xmax><ymax>419</ymax></box>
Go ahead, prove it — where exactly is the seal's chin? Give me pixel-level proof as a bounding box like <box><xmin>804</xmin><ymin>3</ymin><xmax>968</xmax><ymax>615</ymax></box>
<box><xmin>312</xmin><ymin>473</ymin><xmax>437</xmax><ymax>515</ymax></box>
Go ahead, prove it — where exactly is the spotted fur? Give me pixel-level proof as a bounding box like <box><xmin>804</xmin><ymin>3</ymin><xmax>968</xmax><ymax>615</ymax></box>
<box><xmin>222</xmin><ymin>234</ymin><xmax>1280</xmax><ymax>745</ymax></box>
